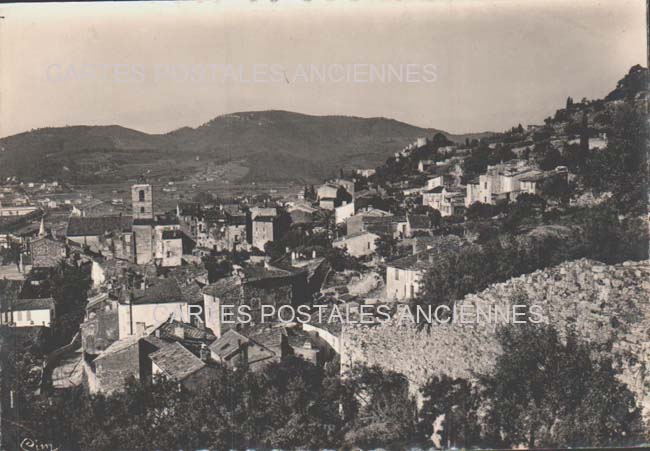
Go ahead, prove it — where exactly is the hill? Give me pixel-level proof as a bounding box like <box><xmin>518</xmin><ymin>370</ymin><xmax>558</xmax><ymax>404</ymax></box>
<box><xmin>0</xmin><ymin>111</ymin><xmax>490</xmax><ymax>184</ymax></box>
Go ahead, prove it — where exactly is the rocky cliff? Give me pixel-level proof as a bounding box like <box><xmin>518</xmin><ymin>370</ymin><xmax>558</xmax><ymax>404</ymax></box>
<box><xmin>342</xmin><ymin>258</ymin><xmax>650</xmax><ymax>416</ymax></box>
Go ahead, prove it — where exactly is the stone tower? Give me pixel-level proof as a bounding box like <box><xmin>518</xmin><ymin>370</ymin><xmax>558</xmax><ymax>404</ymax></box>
<box><xmin>131</xmin><ymin>183</ymin><xmax>153</xmax><ymax>220</ymax></box>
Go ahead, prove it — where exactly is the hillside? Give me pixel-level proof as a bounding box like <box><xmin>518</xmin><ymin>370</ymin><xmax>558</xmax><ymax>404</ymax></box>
<box><xmin>0</xmin><ymin>111</ymin><xmax>490</xmax><ymax>184</ymax></box>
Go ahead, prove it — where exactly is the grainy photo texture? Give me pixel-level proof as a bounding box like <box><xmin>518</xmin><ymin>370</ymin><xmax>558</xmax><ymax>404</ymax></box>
<box><xmin>0</xmin><ymin>1</ymin><xmax>647</xmax><ymax>450</ymax></box>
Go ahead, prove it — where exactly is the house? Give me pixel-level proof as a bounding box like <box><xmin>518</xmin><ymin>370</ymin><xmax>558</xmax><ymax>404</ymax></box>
<box><xmin>251</xmin><ymin>213</ymin><xmax>290</xmax><ymax>250</ymax></box>
<box><xmin>288</xmin><ymin>203</ymin><xmax>317</xmax><ymax>225</ymax></box>
<box><xmin>159</xmin><ymin>230</ymin><xmax>183</xmax><ymax>267</ymax></box>
<box><xmin>334</xmin><ymin>201</ymin><xmax>355</xmax><ymax>225</ymax></box>
<box><xmin>317</xmin><ymin>184</ymin><xmax>339</xmax><ymax>201</ymax></box>
<box><xmin>405</xmin><ymin>215</ymin><xmax>432</xmax><ymax>237</ymax></box>
<box><xmin>332</xmin><ymin>231</ymin><xmax>379</xmax><ymax>257</ymax></box>
<box><xmin>30</xmin><ymin>236</ymin><xmax>66</xmax><ymax>268</ymax></box>
<box><xmin>426</xmin><ymin>174</ymin><xmax>454</xmax><ymax>190</ymax></box>
<box><xmin>317</xmin><ymin>184</ymin><xmax>352</xmax><ymax>210</ymax></box>
<box><xmin>90</xmin><ymin>334</ymin><xmax>142</xmax><ymax>394</ymax></box>
<box><xmin>345</xmin><ymin>208</ymin><xmax>393</xmax><ymax>236</ymax></box>
<box><xmin>0</xmin><ymin>204</ymin><xmax>39</xmax><ymax>217</ymax></box>
<box><xmin>464</xmin><ymin>160</ymin><xmax>538</xmax><ymax>206</ymax></box>
<box><xmin>147</xmin><ymin>340</ymin><xmax>216</xmax><ymax>392</ymax></box>
<box><xmin>87</xmin><ymin>317</ymin><xmax>216</xmax><ymax>394</ymax></box>
<box><xmin>518</xmin><ymin>166</ymin><xmax>569</xmax><ymax>196</ymax></box>
<box><xmin>386</xmin><ymin>236</ymin><xmax>468</xmax><ymax>302</ymax></box>
<box><xmin>209</xmin><ymin>328</ymin><xmax>278</xmax><ymax>371</ymax></box>
<box><xmin>202</xmin><ymin>265</ymin><xmax>307</xmax><ymax>338</ymax></box>
<box><xmin>209</xmin><ymin>324</ymin><xmax>319</xmax><ymax>371</ymax></box>
<box><xmin>81</xmin><ymin>292</ymin><xmax>120</xmax><ymax>355</ymax></box>
<box><xmin>0</xmin><ymin>296</ymin><xmax>55</xmax><ymax>327</ymax></box>
<box><xmin>424</xmin><ymin>186</ymin><xmax>466</xmax><ymax>216</ymax></box>
<box><xmin>224</xmin><ymin>214</ymin><xmax>248</xmax><ymax>252</ymax></box>
<box><xmin>117</xmin><ymin>278</ymin><xmax>190</xmax><ymax>339</ymax></box>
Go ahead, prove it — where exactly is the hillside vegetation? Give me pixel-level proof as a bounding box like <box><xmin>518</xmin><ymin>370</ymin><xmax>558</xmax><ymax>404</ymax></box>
<box><xmin>0</xmin><ymin>111</ymin><xmax>490</xmax><ymax>184</ymax></box>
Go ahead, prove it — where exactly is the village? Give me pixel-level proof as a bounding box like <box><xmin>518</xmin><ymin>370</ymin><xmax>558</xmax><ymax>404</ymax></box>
<box><xmin>0</xmin><ymin>63</ymin><xmax>648</xmax><ymax>450</ymax></box>
<box><xmin>0</xmin><ymin>87</ymin><xmax>623</xmax><ymax>390</ymax></box>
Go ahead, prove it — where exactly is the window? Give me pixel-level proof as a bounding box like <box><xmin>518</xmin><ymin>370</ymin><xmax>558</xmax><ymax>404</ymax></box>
<box><xmin>140</xmin><ymin>207</ymin><xmax>145</xmax><ymax>213</ymax></box>
<box><xmin>26</xmin><ymin>311</ymin><xmax>31</xmax><ymax>321</ymax></box>
<box><xmin>166</xmin><ymin>251</ymin><xmax>172</xmax><ymax>258</ymax></box>
<box><xmin>139</xmin><ymin>190</ymin><xmax>145</xmax><ymax>201</ymax></box>
<box><xmin>16</xmin><ymin>311</ymin><xmax>22</xmax><ymax>321</ymax></box>
<box><xmin>395</xmin><ymin>270</ymin><xmax>399</xmax><ymax>281</ymax></box>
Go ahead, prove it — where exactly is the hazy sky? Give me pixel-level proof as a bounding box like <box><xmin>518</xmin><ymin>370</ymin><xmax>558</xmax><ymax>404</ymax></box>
<box><xmin>0</xmin><ymin>0</ymin><xmax>645</xmax><ymax>137</ymax></box>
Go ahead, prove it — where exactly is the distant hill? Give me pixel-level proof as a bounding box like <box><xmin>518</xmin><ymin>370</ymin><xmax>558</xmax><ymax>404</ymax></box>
<box><xmin>0</xmin><ymin>111</ymin><xmax>490</xmax><ymax>184</ymax></box>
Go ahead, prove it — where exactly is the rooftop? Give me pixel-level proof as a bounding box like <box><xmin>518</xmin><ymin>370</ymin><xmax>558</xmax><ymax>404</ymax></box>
<box><xmin>66</xmin><ymin>215</ymin><xmax>132</xmax><ymax>237</ymax></box>
<box><xmin>0</xmin><ymin>297</ymin><xmax>54</xmax><ymax>312</ymax></box>
<box><xmin>149</xmin><ymin>341</ymin><xmax>206</xmax><ymax>380</ymax></box>
<box><xmin>125</xmin><ymin>278</ymin><xmax>185</xmax><ymax>305</ymax></box>
<box><xmin>388</xmin><ymin>235</ymin><xmax>471</xmax><ymax>271</ymax></box>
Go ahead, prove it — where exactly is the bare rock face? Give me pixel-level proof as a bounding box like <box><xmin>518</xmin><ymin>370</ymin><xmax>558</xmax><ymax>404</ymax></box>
<box><xmin>341</xmin><ymin>258</ymin><xmax>650</xmax><ymax>416</ymax></box>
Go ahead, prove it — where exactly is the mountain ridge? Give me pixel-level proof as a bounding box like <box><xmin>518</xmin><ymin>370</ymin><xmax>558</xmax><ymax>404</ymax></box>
<box><xmin>0</xmin><ymin>110</ymin><xmax>491</xmax><ymax>183</ymax></box>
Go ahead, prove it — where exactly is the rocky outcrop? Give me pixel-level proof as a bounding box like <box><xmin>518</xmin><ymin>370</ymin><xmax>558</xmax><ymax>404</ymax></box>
<box><xmin>342</xmin><ymin>259</ymin><xmax>650</xmax><ymax>416</ymax></box>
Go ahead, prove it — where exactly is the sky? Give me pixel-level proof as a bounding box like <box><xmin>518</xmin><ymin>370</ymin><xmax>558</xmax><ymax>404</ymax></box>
<box><xmin>0</xmin><ymin>0</ymin><xmax>645</xmax><ymax>137</ymax></box>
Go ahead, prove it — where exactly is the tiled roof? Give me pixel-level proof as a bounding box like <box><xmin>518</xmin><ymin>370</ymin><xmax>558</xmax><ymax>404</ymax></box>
<box><xmin>94</xmin><ymin>334</ymin><xmax>140</xmax><ymax>361</ymax></box>
<box><xmin>129</xmin><ymin>278</ymin><xmax>185</xmax><ymax>305</ymax></box>
<box><xmin>202</xmin><ymin>276</ymin><xmax>241</xmax><ymax>297</ymax></box>
<box><xmin>254</xmin><ymin>215</ymin><xmax>276</xmax><ymax>223</ymax></box>
<box><xmin>66</xmin><ymin>215</ymin><xmax>132</xmax><ymax>237</ymax></box>
<box><xmin>1</xmin><ymin>297</ymin><xmax>54</xmax><ymax>312</ymax></box>
<box><xmin>156</xmin><ymin>215</ymin><xmax>180</xmax><ymax>226</ymax></box>
<box><xmin>208</xmin><ymin>328</ymin><xmax>251</xmax><ymax>360</ymax></box>
<box><xmin>388</xmin><ymin>235</ymin><xmax>470</xmax><ymax>271</ymax></box>
<box><xmin>156</xmin><ymin>319</ymin><xmax>216</xmax><ymax>343</ymax></box>
<box><xmin>149</xmin><ymin>341</ymin><xmax>205</xmax><ymax>380</ymax></box>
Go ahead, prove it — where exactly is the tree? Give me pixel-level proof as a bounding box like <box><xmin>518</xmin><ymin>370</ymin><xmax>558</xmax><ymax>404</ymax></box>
<box><xmin>481</xmin><ymin>324</ymin><xmax>643</xmax><ymax>448</ymax></box>
<box><xmin>343</xmin><ymin>365</ymin><xmax>417</xmax><ymax>448</ymax></box>
<box><xmin>374</xmin><ymin>235</ymin><xmax>398</xmax><ymax>261</ymax></box>
<box><xmin>419</xmin><ymin>375</ymin><xmax>481</xmax><ymax>449</ymax></box>
<box><xmin>465</xmin><ymin>201</ymin><xmax>498</xmax><ymax>221</ymax></box>
<box><xmin>566</xmin><ymin>96</ymin><xmax>574</xmax><ymax>109</ymax></box>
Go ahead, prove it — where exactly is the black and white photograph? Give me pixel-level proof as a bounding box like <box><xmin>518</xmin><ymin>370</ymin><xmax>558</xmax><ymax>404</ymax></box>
<box><xmin>0</xmin><ymin>1</ymin><xmax>647</xmax><ymax>450</ymax></box>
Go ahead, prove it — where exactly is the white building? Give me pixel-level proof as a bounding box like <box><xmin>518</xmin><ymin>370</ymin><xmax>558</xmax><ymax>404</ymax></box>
<box><xmin>117</xmin><ymin>279</ymin><xmax>189</xmax><ymax>339</ymax></box>
<box><xmin>0</xmin><ymin>297</ymin><xmax>55</xmax><ymax>327</ymax></box>
<box><xmin>335</xmin><ymin>201</ymin><xmax>355</xmax><ymax>225</ymax></box>
<box><xmin>332</xmin><ymin>231</ymin><xmax>379</xmax><ymax>257</ymax></box>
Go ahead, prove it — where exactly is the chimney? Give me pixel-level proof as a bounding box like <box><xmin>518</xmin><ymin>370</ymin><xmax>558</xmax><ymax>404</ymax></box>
<box><xmin>200</xmin><ymin>343</ymin><xmax>210</xmax><ymax>362</ymax></box>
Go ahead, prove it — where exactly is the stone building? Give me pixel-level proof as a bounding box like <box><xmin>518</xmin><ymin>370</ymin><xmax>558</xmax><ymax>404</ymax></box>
<box><xmin>202</xmin><ymin>265</ymin><xmax>307</xmax><ymax>338</ymax></box>
<box><xmin>31</xmin><ymin>236</ymin><xmax>66</xmax><ymax>268</ymax></box>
